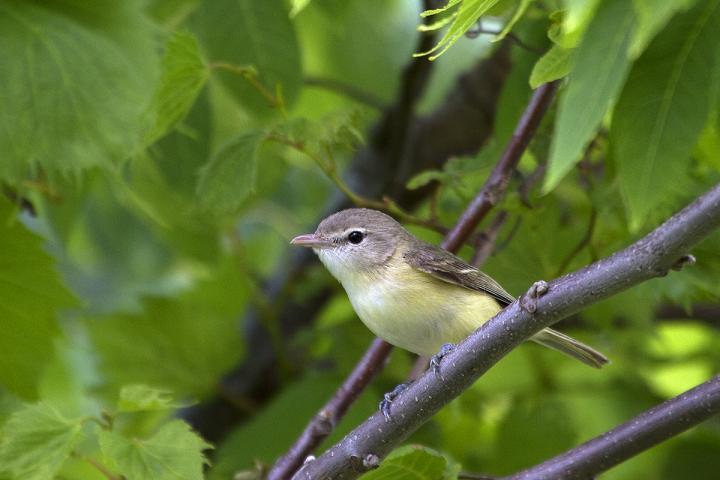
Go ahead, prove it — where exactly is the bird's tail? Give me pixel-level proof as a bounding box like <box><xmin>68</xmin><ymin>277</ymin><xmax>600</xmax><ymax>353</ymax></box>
<box><xmin>531</xmin><ymin>328</ymin><xmax>609</xmax><ymax>368</ymax></box>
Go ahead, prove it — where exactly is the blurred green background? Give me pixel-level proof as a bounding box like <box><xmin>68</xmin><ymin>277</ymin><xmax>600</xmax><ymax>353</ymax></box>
<box><xmin>0</xmin><ymin>0</ymin><xmax>719</xmax><ymax>479</ymax></box>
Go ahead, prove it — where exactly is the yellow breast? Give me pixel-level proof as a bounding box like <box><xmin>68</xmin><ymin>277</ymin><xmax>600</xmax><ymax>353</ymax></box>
<box><xmin>340</xmin><ymin>258</ymin><xmax>502</xmax><ymax>356</ymax></box>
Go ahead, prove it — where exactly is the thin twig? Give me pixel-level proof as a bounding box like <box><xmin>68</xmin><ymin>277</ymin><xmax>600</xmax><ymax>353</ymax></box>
<box><xmin>209</xmin><ymin>62</ymin><xmax>287</xmax><ymax>117</ymax></box>
<box><xmin>554</xmin><ymin>207</ymin><xmax>597</xmax><ymax>277</ymax></box>
<box><xmin>304</xmin><ymin>77</ymin><xmax>386</xmax><ymax>111</ymax></box>
<box><xmin>442</xmin><ymin>81</ymin><xmax>558</xmax><ymax>252</ymax></box>
<box><xmin>266</xmin><ymin>132</ymin><xmax>450</xmax><ymax>235</ymax></box>
<box><xmin>507</xmin><ymin>375</ymin><xmax>720</xmax><ymax>479</ymax></box>
<box><xmin>295</xmin><ymin>182</ymin><xmax>720</xmax><ymax>479</ymax></box>
<box><xmin>471</xmin><ymin>210</ymin><xmax>509</xmax><ymax>266</ymax></box>
<box><xmin>465</xmin><ymin>24</ymin><xmax>543</xmax><ymax>55</ymax></box>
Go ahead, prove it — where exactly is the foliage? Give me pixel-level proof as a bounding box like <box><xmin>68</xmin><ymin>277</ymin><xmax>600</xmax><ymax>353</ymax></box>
<box><xmin>0</xmin><ymin>0</ymin><xmax>719</xmax><ymax>479</ymax></box>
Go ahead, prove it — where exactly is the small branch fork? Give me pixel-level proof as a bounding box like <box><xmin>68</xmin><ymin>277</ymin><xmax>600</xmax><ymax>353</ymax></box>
<box><xmin>295</xmin><ymin>182</ymin><xmax>720</xmax><ymax>479</ymax></box>
<box><xmin>268</xmin><ymin>82</ymin><xmax>560</xmax><ymax>479</ymax></box>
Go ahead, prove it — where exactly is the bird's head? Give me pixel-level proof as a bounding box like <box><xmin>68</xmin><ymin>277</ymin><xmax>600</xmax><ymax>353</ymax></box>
<box><xmin>291</xmin><ymin>208</ymin><xmax>411</xmax><ymax>282</ymax></box>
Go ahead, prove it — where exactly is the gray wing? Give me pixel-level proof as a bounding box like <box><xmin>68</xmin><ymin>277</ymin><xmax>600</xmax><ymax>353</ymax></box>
<box><xmin>403</xmin><ymin>243</ymin><xmax>515</xmax><ymax>306</ymax></box>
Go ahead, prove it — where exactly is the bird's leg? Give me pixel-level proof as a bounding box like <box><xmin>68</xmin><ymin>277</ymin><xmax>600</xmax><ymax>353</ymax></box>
<box><xmin>430</xmin><ymin>343</ymin><xmax>456</xmax><ymax>379</ymax></box>
<box><xmin>379</xmin><ymin>382</ymin><xmax>411</xmax><ymax>421</ymax></box>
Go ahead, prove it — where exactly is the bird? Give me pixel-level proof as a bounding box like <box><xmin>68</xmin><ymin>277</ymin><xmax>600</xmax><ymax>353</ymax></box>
<box><xmin>291</xmin><ymin>208</ymin><xmax>608</xmax><ymax>412</ymax></box>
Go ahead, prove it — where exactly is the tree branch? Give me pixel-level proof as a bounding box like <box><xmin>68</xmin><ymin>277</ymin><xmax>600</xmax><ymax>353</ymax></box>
<box><xmin>267</xmin><ymin>338</ymin><xmax>393</xmax><ymax>479</ymax></box>
<box><xmin>294</xmin><ymin>182</ymin><xmax>720</xmax><ymax>479</ymax></box>
<box><xmin>442</xmin><ymin>81</ymin><xmax>558</xmax><ymax>252</ymax></box>
<box><xmin>507</xmin><ymin>375</ymin><xmax>720</xmax><ymax>479</ymax></box>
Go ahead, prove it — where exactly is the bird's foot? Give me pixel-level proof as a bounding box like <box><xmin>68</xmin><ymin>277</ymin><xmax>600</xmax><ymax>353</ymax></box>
<box><xmin>430</xmin><ymin>343</ymin><xmax>456</xmax><ymax>379</ymax></box>
<box><xmin>379</xmin><ymin>382</ymin><xmax>411</xmax><ymax>422</ymax></box>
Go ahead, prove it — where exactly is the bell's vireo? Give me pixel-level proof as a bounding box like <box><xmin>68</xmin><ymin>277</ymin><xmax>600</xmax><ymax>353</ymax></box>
<box><xmin>292</xmin><ymin>208</ymin><xmax>608</xmax><ymax>368</ymax></box>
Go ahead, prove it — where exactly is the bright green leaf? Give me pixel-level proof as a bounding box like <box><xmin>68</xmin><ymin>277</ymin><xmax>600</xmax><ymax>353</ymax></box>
<box><xmin>494</xmin><ymin>0</ymin><xmax>535</xmax><ymax>42</ymax></box>
<box><xmin>99</xmin><ymin>420</ymin><xmax>211</xmax><ymax>480</ymax></box>
<box><xmin>290</xmin><ymin>0</ymin><xmax>312</xmax><ymax>17</ymax></box>
<box><xmin>360</xmin><ymin>445</ymin><xmax>447</xmax><ymax>480</ymax></box>
<box><xmin>197</xmin><ymin>131</ymin><xmax>265</xmax><ymax>215</ymax></box>
<box><xmin>558</xmin><ymin>0</ymin><xmax>602</xmax><ymax>48</ymax></box>
<box><xmin>416</xmin><ymin>0</ymin><xmax>501</xmax><ymax>61</ymax></box>
<box><xmin>529</xmin><ymin>44</ymin><xmax>572</xmax><ymax>89</ymax></box>
<box><xmin>117</xmin><ymin>385</ymin><xmax>181</xmax><ymax>413</ymax></box>
<box><xmin>0</xmin><ymin>1</ymin><xmax>158</xmax><ymax>182</ymax></box>
<box><xmin>544</xmin><ymin>0</ymin><xmax>635</xmax><ymax>192</ymax></box>
<box><xmin>194</xmin><ymin>0</ymin><xmax>301</xmax><ymax>116</ymax></box>
<box><xmin>420</xmin><ymin>0</ymin><xmax>462</xmax><ymax>17</ymax></box>
<box><xmin>0</xmin><ymin>403</ymin><xmax>83</xmax><ymax>480</ymax></box>
<box><xmin>0</xmin><ymin>200</ymin><xmax>77</xmax><ymax>399</ymax></box>
<box><xmin>630</xmin><ymin>0</ymin><xmax>698</xmax><ymax>58</ymax></box>
<box><xmin>612</xmin><ymin>0</ymin><xmax>720</xmax><ymax>230</ymax></box>
<box><xmin>145</xmin><ymin>30</ymin><xmax>209</xmax><ymax>145</ymax></box>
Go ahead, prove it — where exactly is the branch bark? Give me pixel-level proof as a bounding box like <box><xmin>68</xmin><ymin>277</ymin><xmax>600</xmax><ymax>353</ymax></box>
<box><xmin>442</xmin><ymin>81</ymin><xmax>558</xmax><ymax>252</ymax></box>
<box><xmin>294</xmin><ymin>182</ymin><xmax>720</xmax><ymax>479</ymax></box>
<box><xmin>507</xmin><ymin>375</ymin><xmax>720</xmax><ymax>479</ymax></box>
<box><xmin>269</xmin><ymin>79</ymin><xmax>558</xmax><ymax>479</ymax></box>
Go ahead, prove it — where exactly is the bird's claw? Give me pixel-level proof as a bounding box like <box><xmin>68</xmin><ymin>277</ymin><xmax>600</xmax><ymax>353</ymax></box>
<box><xmin>379</xmin><ymin>382</ymin><xmax>410</xmax><ymax>421</ymax></box>
<box><xmin>430</xmin><ymin>343</ymin><xmax>456</xmax><ymax>379</ymax></box>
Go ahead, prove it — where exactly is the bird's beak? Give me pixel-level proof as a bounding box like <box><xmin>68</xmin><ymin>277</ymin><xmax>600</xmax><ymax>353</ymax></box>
<box><xmin>290</xmin><ymin>233</ymin><xmax>332</xmax><ymax>248</ymax></box>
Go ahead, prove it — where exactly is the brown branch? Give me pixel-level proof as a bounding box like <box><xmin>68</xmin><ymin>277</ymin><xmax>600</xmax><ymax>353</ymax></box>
<box><xmin>294</xmin><ymin>180</ymin><xmax>720</xmax><ymax>479</ymax></box>
<box><xmin>442</xmin><ymin>81</ymin><xmax>558</xmax><ymax>252</ymax></box>
<box><xmin>471</xmin><ymin>210</ymin><xmax>509</xmax><ymax>266</ymax></box>
<box><xmin>507</xmin><ymin>375</ymin><xmax>720</xmax><ymax>479</ymax></box>
<box><xmin>267</xmin><ymin>338</ymin><xmax>393</xmax><ymax>479</ymax></box>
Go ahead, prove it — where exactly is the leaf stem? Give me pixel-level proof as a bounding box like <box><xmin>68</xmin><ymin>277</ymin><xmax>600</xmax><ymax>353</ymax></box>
<box><xmin>209</xmin><ymin>62</ymin><xmax>287</xmax><ymax>118</ymax></box>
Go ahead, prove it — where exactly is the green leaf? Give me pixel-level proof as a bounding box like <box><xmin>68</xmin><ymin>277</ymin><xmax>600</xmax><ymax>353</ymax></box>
<box><xmin>0</xmin><ymin>404</ymin><xmax>83</xmax><ymax>480</ymax></box>
<box><xmin>491</xmin><ymin>398</ymin><xmax>577</xmax><ymax>473</ymax></box>
<box><xmin>0</xmin><ymin>200</ymin><xmax>77</xmax><ymax>399</ymax></box>
<box><xmin>529</xmin><ymin>44</ymin><xmax>572</xmax><ymax>89</ymax></box>
<box><xmin>194</xmin><ymin>0</ymin><xmax>301</xmax><ymax>116</ymax></box>
<box><xmin>416</xmin><ymin>0</ymin><xmax>501</xmax><ymax>61</ymax></box>
<box><xmin>494</xmin><ymin>0</ymin><xmax>535</xmax><ymax>42</ymax></box>
<box><xmin>611</xmin><ymin>0</ymin><xmax>720</xmax><ymax>230</ymax></box>
<box><xmin>0</xmin><ymin>1</ymin><xmax>158</xmax><ymax>182</ymax></box>
<box><xmin>406</xmin><ymin>170</ymin><xmax>449</xmax><ymax>190</ymax></box>
<box><xmin>99</xmin><ymin>420</ymin><xmax>211</xmax><ymax>480</ymax></box>
<box><xmin>544</xmin><ymin>0</ymin><xmax>635</xmax><ymax>192</ymax></box>
<box><xmin>360</xmin><ymin>445</ymin><xmax>447</xmax><ymax>480</ymax></box>
<box><xmin>630</xmin><ymin>0</ymin><xmax>698</xmax><ymax>58</ymax></box>
<box><xmin>290</xmin><ymin>0</ymin><xmax>312</xmax><ymax>17</ymax></box>
<box><xmin>87</xmin><ymin>262</ymin><xmax>249</xmax><ymax>397</ymax></box>
<box><xmin>557</xmin><ymin>0</ymin><xmax>602</xmax><ymax>48</ymax></box>
<box><xmin>117</xmin><ymin>385</ymin><xmax>181</xmax><ymax>413</ymax></box>
<box><xmin>145</xmin><ymin>30</ymin><xmax>209</xmax><ymax>145</ymax></box>
<box><xmin>197</xmin><ymin>131</ymin><xmax>265</xmax><ymax>215</ymax></box>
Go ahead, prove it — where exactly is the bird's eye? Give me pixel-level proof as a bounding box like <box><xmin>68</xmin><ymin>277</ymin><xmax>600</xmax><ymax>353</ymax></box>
<box><xmin>348</xmin><ymin>230</ymin><xmax>364</xmax><ymax>244</ymax></box>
